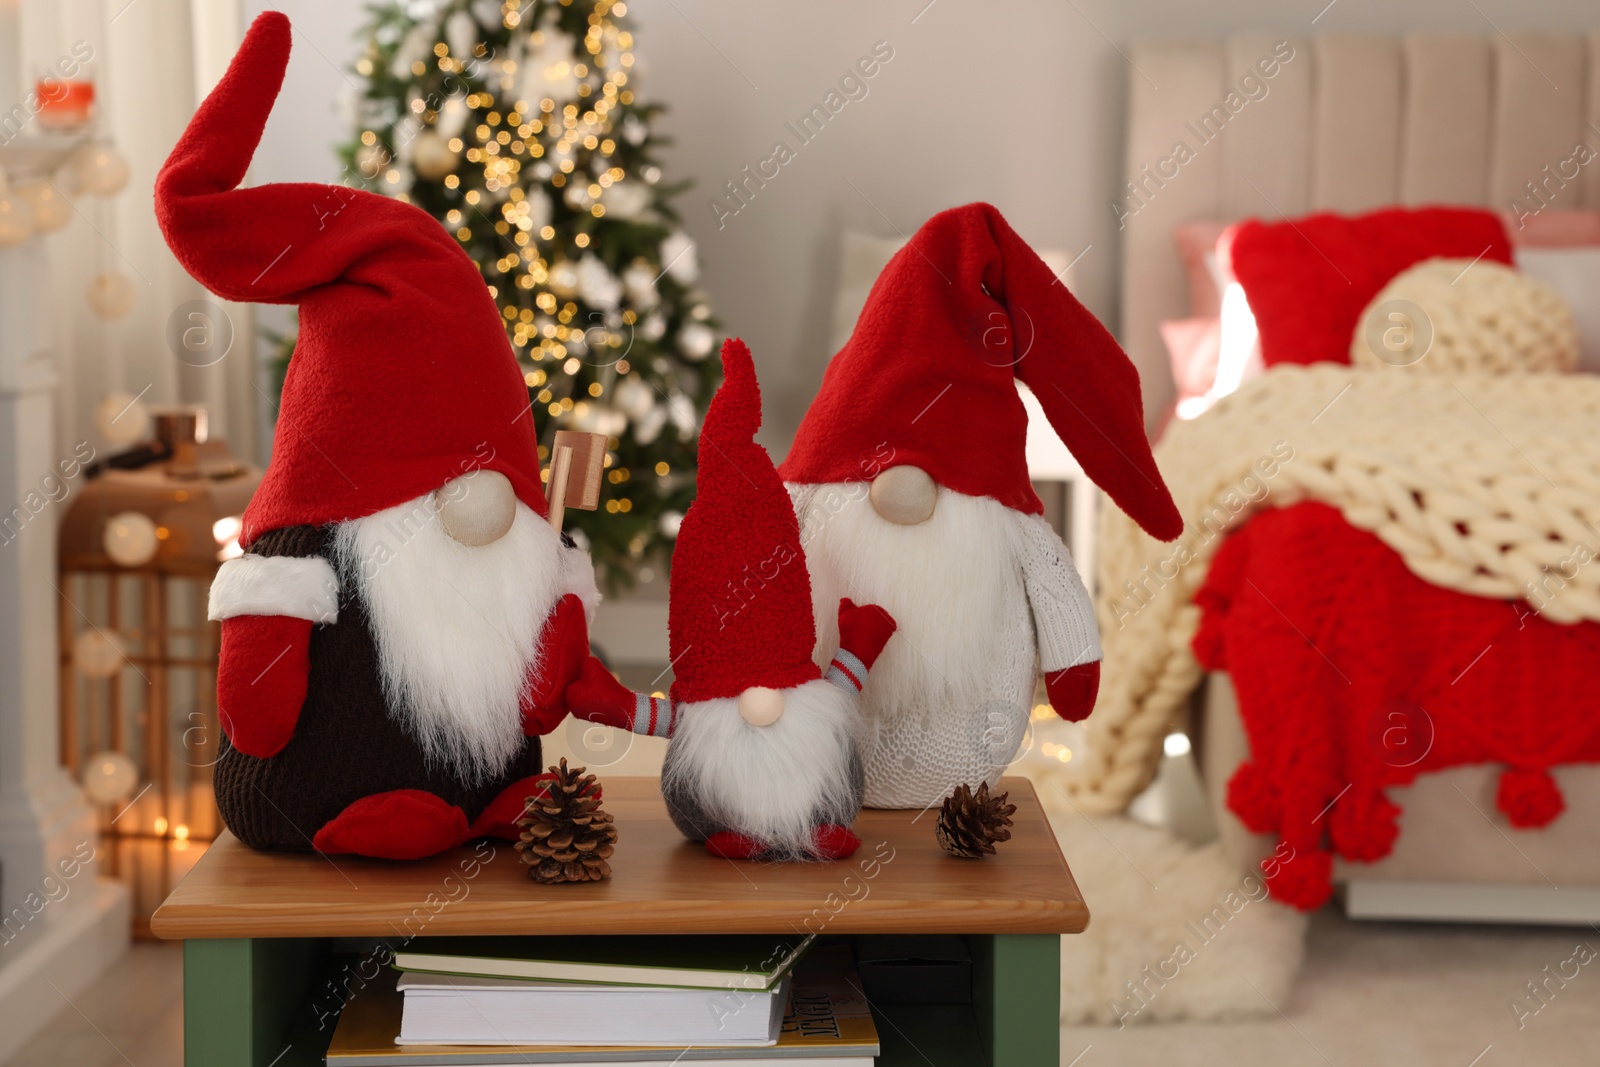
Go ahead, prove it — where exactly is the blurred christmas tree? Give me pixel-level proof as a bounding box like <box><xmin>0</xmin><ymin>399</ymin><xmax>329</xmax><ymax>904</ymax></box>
<box><xmin>326</xmin><ymin>0</ymin><xmax>716</xmax><ymax>588</ymax></box>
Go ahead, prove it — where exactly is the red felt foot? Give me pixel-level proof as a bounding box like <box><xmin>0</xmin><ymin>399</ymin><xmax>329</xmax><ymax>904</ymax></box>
<box><xmin>705</xmin><ymin>830</ymin><xmax>768</xmax><ymax>860</ymax></box>
<box><xmin>312</xmin><ymin>789</ymin><xmax>469</xmax><ymax>860</ymax></box>
<box><xmin>810</xmin><ymin>824</ymin><xmax>861</xmax><ymax>860</ymax></box>
<box><xmin>467</xmin><ymin>772</ymin><xmax>558</xmax><ymax>841</ymax></box>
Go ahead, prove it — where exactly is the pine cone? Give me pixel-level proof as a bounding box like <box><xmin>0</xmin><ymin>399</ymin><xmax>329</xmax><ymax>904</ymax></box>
<box><xmin>935</xmin><ymin>782</ymin><xmax>1017</xmax><ymax>858</ymax></box>
<box><xmin>514</xmin><ymin>759</ymin><xmax>617</xmax><ymax>883</ymax></box>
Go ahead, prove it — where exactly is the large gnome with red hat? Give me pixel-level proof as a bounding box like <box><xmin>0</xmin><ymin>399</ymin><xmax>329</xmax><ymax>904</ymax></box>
<box><xmin>566</xmin><ymin>339</ymin><xmax>897</xmax><ymax>860</ymax></box>
<box><xmin>157</xmin><ymin>12</ymin><xmax>595</xmax><ymax>860</ymax></box>
<box><xmin>781</xmin><ymin>203</ymin><xmax>1181</xmax><ymax>810</ymax></box>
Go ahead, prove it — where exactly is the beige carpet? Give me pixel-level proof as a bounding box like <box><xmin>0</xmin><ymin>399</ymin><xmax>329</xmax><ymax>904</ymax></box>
<box><xmin>10</xmin><ymin>917</ymin><xmax>1598</xmax><ymax>1067</ymax></box>
<box><xmin>1062</xmin><ymin>909</ymin><xmax>1600</xmax><ymax>1066</ymax></box>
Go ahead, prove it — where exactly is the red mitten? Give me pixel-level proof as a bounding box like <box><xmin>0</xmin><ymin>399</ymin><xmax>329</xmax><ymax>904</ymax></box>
<box><xmin>216</xmin><ymin>614</ymin><xmax>312</xmax><ymax>758</ymax></box>
<box><xmin>565</xmin><ymin>656</ymin><xmax>637</xmax><ymax>730</ymax></box>
<box><xmin>836</xmin><ymin>598</ymin><xmax>897</xmax><ymax>669</ymax></box>
<box><xmin>1045</xmin><ymin>660</ymin><xmax>1101</xmax><ymax>723</ymax></box>
<box><xmin>520</xmin><ymin>594</ymin><xmax>590</xmax><ymax>735</ymax></box>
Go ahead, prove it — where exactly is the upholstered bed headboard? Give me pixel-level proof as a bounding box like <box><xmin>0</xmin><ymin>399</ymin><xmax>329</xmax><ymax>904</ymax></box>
<box><xmin>1120</xmin><ymin>31</ymin><xmax>1600</xmax><ymax>420</ymax></box>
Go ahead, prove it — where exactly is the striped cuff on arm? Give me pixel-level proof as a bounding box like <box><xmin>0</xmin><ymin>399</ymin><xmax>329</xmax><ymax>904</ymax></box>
<box><xmin>631</xmin><ymin>691</ymin><xmax>678</xmax><ymax>738</ymax></box>
<box><xmin>825</xmin><ymin>648</ymin><xmax>869</xmax><ymax>695</ymax></box>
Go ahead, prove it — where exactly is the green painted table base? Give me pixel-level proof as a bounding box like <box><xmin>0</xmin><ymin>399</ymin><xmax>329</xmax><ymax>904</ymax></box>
<box><xmin>184</xmin><ymin>939</ymin><xmax>326</xmax><ymax>1067</ymax></box>
<box><xmin>182</xmin><ymin>934</ymin><xmax>1059</xmax><ymax>1067</ymax></box>
<box><xmin>973</xmin><ymin>934</ymin><xmax>1061</xmax><ymax>1065</ymax></box>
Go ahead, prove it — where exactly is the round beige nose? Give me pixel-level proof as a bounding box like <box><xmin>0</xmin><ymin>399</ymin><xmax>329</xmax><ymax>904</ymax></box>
<box><xmin>737</xmin><ymin>686</ymin><xmax>785</xmax><ymax>727</ymax></box>
<box><xmin>436</xmin><ymin>470</ymin><xmax>516</xmax><ymax>546</ymax></box>
<box><xmin>870</xmin><ymin>465</ymin><xmax>937</xmax><ymax>525</ymax></box>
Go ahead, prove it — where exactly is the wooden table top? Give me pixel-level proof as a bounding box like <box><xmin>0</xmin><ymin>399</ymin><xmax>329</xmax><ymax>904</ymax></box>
<box><xmin>150</xmin><ymin>776</ymin><xmax>1086</xmax><ymax>940</ymax></box>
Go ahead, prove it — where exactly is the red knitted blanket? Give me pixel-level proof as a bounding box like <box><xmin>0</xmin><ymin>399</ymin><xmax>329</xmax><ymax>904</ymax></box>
<box><xmin>1193</xmin><ymin>502</ymin><xmax>1600</xmax><ymax>910</ymax></box>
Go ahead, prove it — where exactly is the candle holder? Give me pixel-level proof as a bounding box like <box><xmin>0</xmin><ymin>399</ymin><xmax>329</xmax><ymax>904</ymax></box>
<box><xmin>34</xmin><ymin>70</ymin><xmax>96</xmax><ymax>131</ymax></box>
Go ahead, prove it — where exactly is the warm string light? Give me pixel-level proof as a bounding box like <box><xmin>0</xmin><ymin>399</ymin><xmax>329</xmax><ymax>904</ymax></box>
<box><xmin>455</xmin><ymin>26</ymin><xmax>625</xmax><ymax>358</ymax></box>
<box><xmin>345</xmin><ymin>0</ymin><xmax>709</xmax><ymax>576</ymax></box>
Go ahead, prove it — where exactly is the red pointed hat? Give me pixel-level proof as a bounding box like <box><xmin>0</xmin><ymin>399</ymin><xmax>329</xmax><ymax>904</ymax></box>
<box><xmin>779</xmin><ymin>202</ymin><xmax>1181</xmax><ymax>541</ymax></box>
<box><xmin>155</xmin><ymin>12</ymin><xmax>545</xmax><ymax>548</ymax></box>
<box><xmin>669</xmin><ymin>339</ymin><xmax>819</xmax><ymax>704</ymax></box>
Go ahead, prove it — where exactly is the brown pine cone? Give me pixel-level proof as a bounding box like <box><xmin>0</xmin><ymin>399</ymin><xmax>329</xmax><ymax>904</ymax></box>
<box><xmin>935</xmin><ymin>782</ymin><xmax>1017</xmax><ymax>858</ymax></box>
<box><xmin>514</xmin><ymin>759</ymin><xmax>617</xmax><ymax>883</ymax></box>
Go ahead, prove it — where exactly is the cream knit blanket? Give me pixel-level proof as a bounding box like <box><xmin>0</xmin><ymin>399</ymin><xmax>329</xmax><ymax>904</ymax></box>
<box><xmin>1065</xmin><ymin>364</ymin><xmax>1600</xmax><ymax>814</ymax></box>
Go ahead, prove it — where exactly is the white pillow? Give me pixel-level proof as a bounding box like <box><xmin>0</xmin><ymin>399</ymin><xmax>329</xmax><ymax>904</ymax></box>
<box><xmin>831</xmin><ymin>231</ymin><xmax>907</xmax><ymax>356</ymax></box>
<box><xmin>1516</xmin><ymin>247</ymin><xmax>1600</xmax><ymax>372</ymax></box>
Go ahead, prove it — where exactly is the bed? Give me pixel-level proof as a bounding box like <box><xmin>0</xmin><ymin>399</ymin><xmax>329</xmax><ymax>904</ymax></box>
<box><xmin>1071</xmin><ymin>30</ymin><xmax>1600</xmax><ymax>924</ymax></box>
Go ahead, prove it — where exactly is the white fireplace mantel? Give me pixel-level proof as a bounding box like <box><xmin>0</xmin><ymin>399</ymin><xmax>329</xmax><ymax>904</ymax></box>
<box><xmin>0</xmin><ymin>187</ymin><xmax>129</xmax><ymax>1063</ymax></box>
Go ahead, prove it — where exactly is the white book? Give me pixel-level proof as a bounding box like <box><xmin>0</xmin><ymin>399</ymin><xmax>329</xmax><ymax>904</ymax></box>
<box><xmin>396</xmin><ymin>973</ymin><xmax>791</xmax><ymax>1047</ymax></box>
<box><xmin>392</xmin><ymin>935</ymin><xmax>812</xmax><ymax>991</ymax></box>
<box><xmin>329</xmin><ymin>943</ymin><xmax>878</xmax><ymax>1065</ymax></box>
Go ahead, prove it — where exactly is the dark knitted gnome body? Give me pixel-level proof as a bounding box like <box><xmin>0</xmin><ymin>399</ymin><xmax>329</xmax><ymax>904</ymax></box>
<box><xmin>212</xmin><ymin>525</ymin><xmax>541</xmax><ymax>852</ymax></box>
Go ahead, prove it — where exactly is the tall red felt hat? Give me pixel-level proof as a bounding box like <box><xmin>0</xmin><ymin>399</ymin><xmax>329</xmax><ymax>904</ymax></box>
<box><xmin>155</xmin><ymin>12</ymin><xmax>546</xmax><ymax>548</ymax></box>
<box><xmin>669</xmin><ymin>339</ymin><xmax>819</xmax><ymax>704</ymax></box>
<box><xmin>779</xmin><ymin>202</ymin><xmax>1182</xmax><ymax>541</ymax></box>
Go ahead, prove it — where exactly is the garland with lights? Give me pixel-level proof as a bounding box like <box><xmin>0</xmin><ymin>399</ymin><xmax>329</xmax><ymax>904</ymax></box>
<box><xmin>297</xmin><ymin>0</ymin><xmax>717</xmax><ymax>588</ymax></box>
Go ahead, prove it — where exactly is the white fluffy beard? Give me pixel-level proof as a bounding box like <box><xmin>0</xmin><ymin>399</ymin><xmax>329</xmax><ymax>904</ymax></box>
<box><xmin>793</xmin><ymin>483</ymin><xmax>1037</xmax><ymax>808</ymax></box>
<box><xmin>662</xmin><ymin>678</ymin><xmax>862</xmax><ymax>859</ymax></box>
<box><xmin>331</xmin><ymin>494</ymin><xmax>565</xmax><ymax>785</ymax></box>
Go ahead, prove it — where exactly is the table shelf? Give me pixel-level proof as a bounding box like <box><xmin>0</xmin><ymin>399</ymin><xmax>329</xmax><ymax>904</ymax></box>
<box><xmin>190</xmin><ymin>936</ymin><xmax>1044</xmax><ymax>1067</ymax></box>
<box><xmin>160</xmin><ymin>777</ymin><xmax>1080</xmax><ymax>1066</ymax></box>
<box><xmin>153</xmin><ymin>778</ymin><xmax>1086</xmax><ymax>939</ymax></box>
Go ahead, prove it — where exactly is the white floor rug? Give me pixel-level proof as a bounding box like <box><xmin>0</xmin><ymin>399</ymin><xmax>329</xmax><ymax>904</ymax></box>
<box><xmin>1030</xmin><ymin>765</ymin><xmax>1309</xmax><ymax>1026</ymax></box>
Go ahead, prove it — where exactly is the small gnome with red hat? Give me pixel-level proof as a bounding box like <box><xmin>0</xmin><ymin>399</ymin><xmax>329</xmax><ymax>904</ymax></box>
<box><xmin>157</xmin><ymin>13</ymin><xmax>595</xmax><ymax>860</ymax></box>
<box><xmin>781</xmin><ymin>203</ymin><xmax>1182</xmax><ymax>810</ymax></box>
<box><xmin>566</xmin><ymin>339</ymin><xmax>897</xmax><ymax>860</ymax></box>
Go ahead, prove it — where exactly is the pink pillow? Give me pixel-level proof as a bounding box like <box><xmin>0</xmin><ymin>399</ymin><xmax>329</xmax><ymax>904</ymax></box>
<box><xmin>1505</xmin><ymin>209</ymin><xmax>1600</xmax><ymax>248</ymax></box>
<box><xmin>1162</xmin><ymin>317</ymin><xmax>1221</xmax><ymax>400</ymax></box>
<box><xmin>1173</xmin><ymin>221</ymin><xmax>1232</xmax><ymax>317</ymax></box>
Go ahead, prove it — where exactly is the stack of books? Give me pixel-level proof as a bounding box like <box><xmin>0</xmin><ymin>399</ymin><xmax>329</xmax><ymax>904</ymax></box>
<box><xmin>326</xmin><ymin>935</ymin><xmax>879</xmax><ymax>1066</ymax></box>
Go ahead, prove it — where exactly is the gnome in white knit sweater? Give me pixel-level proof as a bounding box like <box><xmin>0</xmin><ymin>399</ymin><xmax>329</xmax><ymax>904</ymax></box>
<box><xmin>566</xmin><ymin>339</ymin><xmax>898</xmax><ymax>860</ymax></box>
<box><xmin>779</xmin><ymin>203</ymin><xmax>1183</xmax><ymax>810</ymax></box>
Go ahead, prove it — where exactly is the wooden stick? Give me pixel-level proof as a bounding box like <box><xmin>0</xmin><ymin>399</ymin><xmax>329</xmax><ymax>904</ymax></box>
<box><xmin>547</xmin><ymin>445</ymin><xmax>574</xmax><ymax>532</ymax></box>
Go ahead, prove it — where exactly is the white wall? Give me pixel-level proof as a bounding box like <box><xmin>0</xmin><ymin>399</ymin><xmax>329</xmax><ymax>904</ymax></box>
<box><xmin>245</xmin><ymin>0</ymin><xmax>1600</xmax><ymax>445</ymax></box>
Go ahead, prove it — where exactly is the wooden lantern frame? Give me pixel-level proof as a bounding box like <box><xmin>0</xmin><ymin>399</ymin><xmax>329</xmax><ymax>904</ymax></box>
<box><xmin>57</xmin><ymin>439</ymin><xmax>258</xmax><ymax>937</ymax></box>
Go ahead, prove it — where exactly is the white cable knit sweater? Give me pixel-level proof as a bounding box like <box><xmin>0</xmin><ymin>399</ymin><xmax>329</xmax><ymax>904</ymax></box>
<box><xmin>793</xmin><ymin>484</ymin><xmax>1099</xmax><ymax>809</ymax></box>
<box><xmin>1013</xmin><ymin>512</ymin><xmax>1102</xmax><ymax>674</ymax></box>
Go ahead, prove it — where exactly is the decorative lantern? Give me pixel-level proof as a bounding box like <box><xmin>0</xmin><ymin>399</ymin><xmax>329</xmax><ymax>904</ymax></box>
<box><xmin>57</xmin><ymin>406</ymin><xmax>259</xmax><ymax>936</ymax></box>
